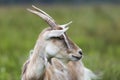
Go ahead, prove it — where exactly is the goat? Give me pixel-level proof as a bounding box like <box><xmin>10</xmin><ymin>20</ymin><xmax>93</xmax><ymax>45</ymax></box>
<box><xmin>21</xmin><ymin>5</ymin><xmax>97</xmax><ymax>80</ymax></box>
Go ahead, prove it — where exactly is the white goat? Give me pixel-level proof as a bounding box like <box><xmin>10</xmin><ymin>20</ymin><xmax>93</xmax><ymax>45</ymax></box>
<box><xmin>21</xmin><ymin>5</ymin><xmax>97</xmax><ymax>80</ymax></box>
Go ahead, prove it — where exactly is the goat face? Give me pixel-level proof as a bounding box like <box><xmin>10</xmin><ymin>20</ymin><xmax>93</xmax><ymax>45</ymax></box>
<box><xmin>39</xmin><ymin>26</ymin><xmax>83</xmax><ymax>63</ymax></box>
<box><xmin>28</xmin><ymin>5</ymin><xmax>83</xmax><ymax>62</ymax></box>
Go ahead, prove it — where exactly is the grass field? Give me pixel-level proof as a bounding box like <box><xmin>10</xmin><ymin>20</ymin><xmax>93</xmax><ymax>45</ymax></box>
<box><xmin>0</xmin><ymin>5</ymin><xmax>120</xmax><ymax>80</ymax></box>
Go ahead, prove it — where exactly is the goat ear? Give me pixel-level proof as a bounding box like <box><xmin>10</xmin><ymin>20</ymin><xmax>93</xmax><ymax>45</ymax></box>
<box><xmin>59</xmin><ymin>21</ymin><xmax>72</xmax><ymax>29</ymax></box>
<box><xmin>45</xmin><ymin>27</ymin><xmax>69</xmax><ymax>39</ymax></box>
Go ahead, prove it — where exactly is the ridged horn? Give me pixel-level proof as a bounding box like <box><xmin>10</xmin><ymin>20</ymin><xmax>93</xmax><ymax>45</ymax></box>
<box><xmin>27</xmin><ymin>5</ymin><xmax>57</xmax><ymax>29</ymax></box>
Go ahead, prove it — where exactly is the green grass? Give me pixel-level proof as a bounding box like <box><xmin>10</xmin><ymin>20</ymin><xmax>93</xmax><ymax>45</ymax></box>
<box><xmin>0</xmin><ymin>5</ymin><xmax>120</xmax><ymax>80</ymax></box>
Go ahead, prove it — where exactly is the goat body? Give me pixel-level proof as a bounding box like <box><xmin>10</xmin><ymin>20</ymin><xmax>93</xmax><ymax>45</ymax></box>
<box><xmin>21</xmin><ymin>5</ymin><xmax>97</xmax><ymax>80</ymax></box>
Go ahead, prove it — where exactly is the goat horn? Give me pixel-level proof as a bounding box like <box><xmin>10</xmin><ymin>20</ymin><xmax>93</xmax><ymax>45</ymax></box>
<box><xmin>32</xmin><ymin>5</ymin><xmax>55</xmax><ymax>22</ymax></box>
<box><xmin>27</xmin><ymin>6</ymin><xmax>57</xmax><ymax>28</ymax></box>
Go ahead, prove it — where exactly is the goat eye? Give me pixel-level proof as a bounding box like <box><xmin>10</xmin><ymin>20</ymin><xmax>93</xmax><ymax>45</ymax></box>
<box><xmin>55</xmin><ymin>36</ymin><xmax>64</xmax><ymax>40</ymax></box>
<box><xmin>59</xmin><ymin>36</ymin><xmax>64</xmax><ymax>39</ymax></box>
<box><xmin>58</xmin><ymin>37</ymin><xmax>63</xmax><ymax>40</ymax></box>
<box><xmin>50</xmin><ymin>37</ymin><xmax>62</xmax><ymax>40</ymax></box>
<box><xmin>55</xmin><ymin>37</ymin><xmax>63</xmax><ymax>40</ymax></box>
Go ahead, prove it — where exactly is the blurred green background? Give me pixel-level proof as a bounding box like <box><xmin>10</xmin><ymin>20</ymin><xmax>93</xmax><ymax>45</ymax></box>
<box><xmin>0</xmin><ymin>1</ymin><xmax>120</xmax><ymax>80</ymax></box>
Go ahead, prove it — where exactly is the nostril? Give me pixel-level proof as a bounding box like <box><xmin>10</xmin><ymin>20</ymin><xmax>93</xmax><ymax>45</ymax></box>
<box><xmin>78</xmin><ymin>51</ymin><xmax>83</xmax><ymax>55</ymax></box>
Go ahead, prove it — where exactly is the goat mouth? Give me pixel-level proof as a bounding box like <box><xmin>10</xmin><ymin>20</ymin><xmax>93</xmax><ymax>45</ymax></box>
<box><xmin>72</xmin><ymin>55</ymin><xmax>82</xmax><ymax>60</ymax></box>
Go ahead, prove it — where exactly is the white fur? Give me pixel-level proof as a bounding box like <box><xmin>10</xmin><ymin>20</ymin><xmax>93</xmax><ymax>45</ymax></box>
<box><xmin>84</xmin><ymin>67</ymin><xmax>97</xmax><ymax>80</ymax></box>
<box><xmin>45</xmin><ymin>42</ymin><xmax>60</xmax><ymax>56</ymax></box>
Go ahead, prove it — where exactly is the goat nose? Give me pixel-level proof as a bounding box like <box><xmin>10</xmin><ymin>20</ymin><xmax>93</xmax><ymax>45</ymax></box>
<box><xmin>78</xmin><ymin>51</ymin><xmax>83</xmax><ymax>55</ymax></box>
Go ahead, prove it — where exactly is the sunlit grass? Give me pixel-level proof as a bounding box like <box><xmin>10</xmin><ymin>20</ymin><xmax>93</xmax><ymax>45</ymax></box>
<box><xmin>0</xmin><ymin>5</ymin><xmax>120</xmax><ymax>80</ymax></box>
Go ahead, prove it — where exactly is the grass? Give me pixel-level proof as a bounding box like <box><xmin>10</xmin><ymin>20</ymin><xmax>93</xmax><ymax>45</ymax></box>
<box><xmin>0</xmin><ymin>5</ymin><xmax>120</xmax><ymax>80</ymax></box>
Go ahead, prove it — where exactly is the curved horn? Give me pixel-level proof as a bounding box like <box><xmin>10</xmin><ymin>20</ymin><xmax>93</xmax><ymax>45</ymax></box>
<box><xmin>32</xmin><ymin>5</ymin><xmax>55</xmax><ymax>22</ymax></box>
<box><xmin>27</xmin><ymin>6</ymin><xmax>57</xmax><ymax>28</ymax></box>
